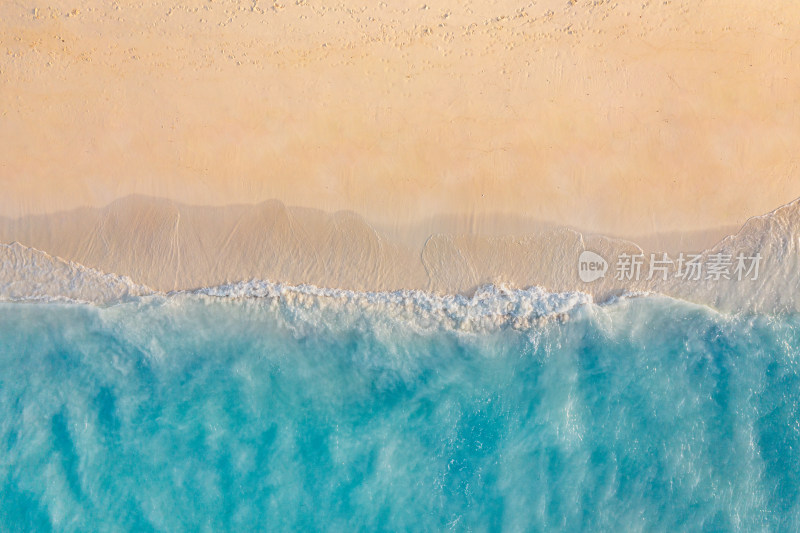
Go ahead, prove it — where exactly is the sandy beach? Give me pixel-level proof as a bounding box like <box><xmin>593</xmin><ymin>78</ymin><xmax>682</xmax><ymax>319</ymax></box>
<box><xmin>2</xmin><ymin>0</ymin><xmax>800</xmax><ymax>304</ymax></box>
<box><xmin>7</xmin><ymin>1</ymin><xmax>800</xmax><ymax>526</ymax></box>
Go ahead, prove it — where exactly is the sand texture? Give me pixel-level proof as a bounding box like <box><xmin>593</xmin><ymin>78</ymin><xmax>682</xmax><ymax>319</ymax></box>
<box><xmin>2</xmin><ymin>0</ymin><xmax>800</xmax><ymax>239</ymax></box>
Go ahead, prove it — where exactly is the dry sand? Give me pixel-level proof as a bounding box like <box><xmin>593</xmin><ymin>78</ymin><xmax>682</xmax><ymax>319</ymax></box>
<box><xmin>2</xmin><ymin>0</ymin><xmax>800</xmax><ymax>301</ymax></box>
<box><xmin>3</xmin><ymin>0</ymin><xmax>800</xmax><ymax>229</ymax></box>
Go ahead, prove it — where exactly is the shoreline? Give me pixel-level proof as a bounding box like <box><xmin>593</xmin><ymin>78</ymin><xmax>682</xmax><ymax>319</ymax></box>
<box><xmin>1</xmin><ymin>196</ymin><xmax>798</xmax><ymax>314</ymax></box>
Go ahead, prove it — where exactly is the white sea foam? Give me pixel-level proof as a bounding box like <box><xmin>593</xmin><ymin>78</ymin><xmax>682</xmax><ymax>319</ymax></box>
<box><xmin>190</xmin><ymin>280</ymin><xmax>593</xmax><ymax>333</ymax></box>
<box><xmin>0</xmin><ymin>242</ymin><xmax>594</xmax><ymax>331</ymax></box>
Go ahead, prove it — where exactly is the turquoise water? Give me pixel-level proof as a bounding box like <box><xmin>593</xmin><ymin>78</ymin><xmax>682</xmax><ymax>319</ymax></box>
<box><xmin>1</xmin><ymin>294</ymin><xmax>799</xmax><ymax>531</ymax></box>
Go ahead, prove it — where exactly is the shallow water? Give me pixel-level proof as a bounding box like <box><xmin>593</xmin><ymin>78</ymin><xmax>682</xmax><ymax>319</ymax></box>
<box><xmin>1</xmin><ymin>294</ymin><xmax>799</xmax><ymax>531</ymax></box>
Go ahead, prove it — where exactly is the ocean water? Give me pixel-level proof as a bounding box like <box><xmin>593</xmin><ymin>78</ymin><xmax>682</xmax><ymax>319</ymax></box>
<box><xmin>1</xmin><ymin>290</ymin><xmax>800</xmax><ymax>531</ymax></box>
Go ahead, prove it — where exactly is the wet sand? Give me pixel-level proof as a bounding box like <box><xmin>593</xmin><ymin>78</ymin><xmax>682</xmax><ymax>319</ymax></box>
<box><xmin>0</xmin><ymin>196</ymin><xmax>798</xmax><ymax>315</ymax></box>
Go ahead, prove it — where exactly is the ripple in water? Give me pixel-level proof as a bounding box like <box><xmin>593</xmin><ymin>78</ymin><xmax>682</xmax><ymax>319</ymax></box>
<box><xmin>1</xmin><ymin>295</ymin><xmax>799</xmax><ymax>531</ymax></box>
